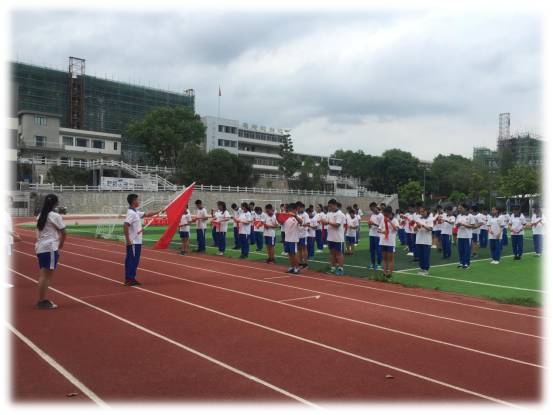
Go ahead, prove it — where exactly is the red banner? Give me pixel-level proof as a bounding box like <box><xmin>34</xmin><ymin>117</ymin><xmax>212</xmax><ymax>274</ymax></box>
<box><xmin>153</xmin><ymin>183</ymin><xmax>195</xmax><ymax>249</ymax></box>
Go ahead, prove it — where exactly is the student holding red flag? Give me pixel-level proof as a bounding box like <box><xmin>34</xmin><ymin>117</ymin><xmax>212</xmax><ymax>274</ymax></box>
<box><xmin>124</xmin><ymin>193</ymin><xmax>164</xmax><ymax>286</ymax></box>
<box><xmin>378</xmin><ymin>206</ymin><xmax>399</xmax><ymax>279</ymax></box>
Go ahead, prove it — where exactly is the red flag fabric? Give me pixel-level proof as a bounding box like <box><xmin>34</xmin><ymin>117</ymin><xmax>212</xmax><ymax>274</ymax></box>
<box><xmin>153</xmin><ymin>183</ymin><xmax>195</xmax><ymax>249</ymax></box>
<box><xmin>254</xmin><ymin>220</ymin><xmax>264</xmax><ymax>229</ymax></box>
<box><xmin>276</xmin><ymin>212</ymin><xmax>293</xmax><ymax>225</ymax></box>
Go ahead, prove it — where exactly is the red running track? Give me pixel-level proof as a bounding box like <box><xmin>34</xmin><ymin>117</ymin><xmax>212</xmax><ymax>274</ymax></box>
<box><xmin>8</xmin><ymin>228</ymin><xmax>543</xmax><ymax>407</ymax></box>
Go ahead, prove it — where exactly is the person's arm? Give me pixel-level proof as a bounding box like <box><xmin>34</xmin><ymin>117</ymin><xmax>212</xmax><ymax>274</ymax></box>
<box><xmin>58</xmin><ymin>228</ymin><xmax>67</xmax><ymax>250</ymax></box>
<box><xmin>144</xmin><ymin>209</ymin><xmax>163</xmax><ymax>218</ymax></box>
<box><xmin>124</xmin><ymin>223</ymin><xmax>132</xmax><ymax>245</ymax></box>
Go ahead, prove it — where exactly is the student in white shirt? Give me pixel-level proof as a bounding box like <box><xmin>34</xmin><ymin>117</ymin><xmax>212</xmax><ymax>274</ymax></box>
<box><xmin>34</xmin><ymin>194</ymin><xmax>66</xmax><ymax>309</ymax></box>
<box><xmin>378</xmin><ymin>206</ymin><xmax>399</xmax><ymax>279</ymax></box>
<box><xmin>296</xmin><ymin>202</ymin><xmax>310</xmax><ymax>268</ymax></box>
<box><xmin>252</xmin><ymin>206</ymin><xmax>266</xmax><ymax>252</ymax></box>
<box><xmin>237</xmin><ymin>202</ymin><xmax>253</xmax><ymax>258</ymax></box>
<box><xmin>529</xmin><ymin>206</ymin><xmax>544</xmax><ymax>256</ymax></box>
<box><xmin>124</xmin><ymin>193</ymin><xmax>161</xmax><ymax>286</ymax></box>
<box><xmin>230</xmin><ymin>203</ymin><xmax>241</xmax><ymax>250</ymax></box>
<box><xmin>263</xmin><ymin>204</ymin><xmax>279</xmax><ymax>263</ymax></box>
<box><xmin>455</xmin><ymin>203</ymin><xmax>476</xmax><ymax>269</ymax></box>
<box><xmin>314</xmin><ymin>204</ymin><xmax>324</xmax><ymax>252</ymax></box>
<box><xmin>279</xmin><ymin>203</ymin><xmax>287</xmax><ymax>255</ymax></box>
<box><xmin>440</xmin><ymin>206</ymin><xmax>455</xmax><ymax>259</ymax></box>
<box><xmin>414</xmin><ymin>206</ymin><xmax>433</xmax><ymax>276</ymax></box>
<box><xmin>194</xmin><ymin>199</ymin><xmax>209</xmax><ymax>253</ymax></box>
<box><xmin>178</xmin><ymin>205</ymin><xmax>192</xmax><ymax>255</ymax></box>
<box><xmin>368</xmin><ymin>202</ymin><xmax>384</xmax><ymax>271</ymax></box>
<box><xmin>345</xmin><ymin>207</ymin><xmax>359</xmax><ymax>256</ymax></box>
<box><xmin>509</xmin><ymin>206</ymin><xmax>526</xmax><ymax>260</ymax></box>
<box><xmin>487</xmin><ymin>207</ymin><xmax>502</xmax><ymax>264</ymax></box>
<box><xmin>470</xmin><ymin>205</ymin><xmax>484</xmax><ymax>258</ymax></box>
<box><xmin>324</xmin><ymin>199</ymin><xmax>346</xmax><ymax>276</ymax></box>
<box><xmin>214</xmin><ymin>201</ymin><xmax>232</xmax><ymax>256</ymax></box>
<box><xmin>432</xmin><ymin>206</ymin><xmax>443</xmax><ymax>250</ymax></box>
<box><xmin>283</xmin><ymin>202</ymin><xmax>303</xmax><ymax>274</ymax></box>
<box><xmin>306</xmin><ymin>207</ymin><xmax>317</xmax><ymax>259</ymax></box>
<box><xmin>4</xmin><ymin>196</ymin><xmax>21</xmax><ymax>256</ymax></box>
<box><xmin>479</xmin><ymin>207</ymin><xmax>490</xmax><ymax>249</ymax></box>
<box><xmin>353</xmin><ymin>203</ymin><xmax>362</xmax><ymax>245</ymax></box>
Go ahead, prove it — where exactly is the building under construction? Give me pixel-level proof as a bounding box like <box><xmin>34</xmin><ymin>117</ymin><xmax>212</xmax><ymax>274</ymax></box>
<box><xmin>10</xmin><ymin>57</ymin><xmax>195</xmax><ymax>136</ymax></box>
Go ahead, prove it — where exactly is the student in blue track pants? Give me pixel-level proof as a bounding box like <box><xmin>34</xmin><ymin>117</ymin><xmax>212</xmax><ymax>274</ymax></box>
<box><xmin>508</xmin><ymin>206</ymin><xmax>526</xmax><ymax>260</ymax></box>
<box><xmin>487</xmin><ymin>207</ymin><xmax>502</xmax><ymax>264</ymax></box>
<box><xmin>455</xmin><ymin>204</ymin><xmax>476</xmax><ymax>269</ymax></box>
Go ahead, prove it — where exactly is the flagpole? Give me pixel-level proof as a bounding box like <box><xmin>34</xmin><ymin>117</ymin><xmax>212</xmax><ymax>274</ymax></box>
<box><xmin>218</xmin><ymin>84</ymin><xmax>221</xmax><ymax>118</ymax></box>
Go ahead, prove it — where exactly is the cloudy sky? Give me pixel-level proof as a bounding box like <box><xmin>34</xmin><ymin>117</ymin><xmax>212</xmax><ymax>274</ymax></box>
<box><xmin>9</xmin><ymin>8</ymin><xmax>542</xmax><ymax>160</ymax></box>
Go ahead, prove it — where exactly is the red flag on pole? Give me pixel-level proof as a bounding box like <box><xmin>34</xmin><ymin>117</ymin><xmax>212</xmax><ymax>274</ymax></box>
<box><xmin>153</xmin><ymin>182</ymin><xmax>196</xmax><ymax>249</ymax></box>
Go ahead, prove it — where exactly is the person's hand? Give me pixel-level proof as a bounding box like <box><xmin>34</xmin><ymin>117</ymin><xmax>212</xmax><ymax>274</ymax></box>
<box><xmin>126</xmin><ymin>239</ymin><xmax>132</xmax><ymax>246</ymax></box>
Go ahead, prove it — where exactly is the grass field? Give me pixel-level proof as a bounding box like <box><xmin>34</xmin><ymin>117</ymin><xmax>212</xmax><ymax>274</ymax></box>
<box><xmin>24</xmin><ymin>222</ymin><xmax>542</xmax><ymax>306</ymax></box>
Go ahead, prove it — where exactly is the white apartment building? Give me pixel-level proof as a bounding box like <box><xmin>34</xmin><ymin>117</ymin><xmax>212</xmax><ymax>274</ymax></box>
<box><xmin>201</xmin><ymin>115</ymin><xmax>343</xmax><ymax>178</ymax></box>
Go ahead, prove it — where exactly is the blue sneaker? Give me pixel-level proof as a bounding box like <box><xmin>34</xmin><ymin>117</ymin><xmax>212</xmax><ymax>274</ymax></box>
<box><xmin>335</xmin><ymin>267</ymin><xmax>344</xmax><ymax>276</ymax></box>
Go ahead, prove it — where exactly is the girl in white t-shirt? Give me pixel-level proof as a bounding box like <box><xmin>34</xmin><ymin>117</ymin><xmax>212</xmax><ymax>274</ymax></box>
<box><xmin>178</xmin><ymin>205</ymin><xmax>192</xmax><ymax>256</ymax></box>
<box><xmin>487</xmin><ymin>207</ymin><xmax>502</xmax><ymax>264</ymax></box>
<box><xmin>509</xmin><ymin>206</ymin><xmax>526</xmax><ymax>260</ymax></box>
<box><xmin>35</xmin><ymin>194</ymin><xmax>66</xmax><ymax>309</ymax></box>
<box><xmin>237</xmin><ymin>202</ymin><xmax>253</xmax><ymax>259</ymax></box>
<box><xmin>529</xmin><ymin>206</ymin><xmax>544</xmax><ymax>256</ymax></box>
<box><xmin>214</xmin><ymin>201</ymin><xmax>232</xmax><ymax>256</ymax></box>
<box><xmin>345</xmin><ymin>207</ymin><xmax>359</xmax><ymax>256</ymax></box>
<box><xmin>378</xmin><ymin>206</ymin><xmax>399</xmax><ymax>279</ymax></box>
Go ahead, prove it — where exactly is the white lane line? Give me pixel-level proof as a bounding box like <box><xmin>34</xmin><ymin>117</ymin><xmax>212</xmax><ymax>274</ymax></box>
<box><xmin>80</xmin><ymin>291</ymin><xmax>143</xmax><ymax>300</ymax></box>
<box><xmin>6</xmin><ymin>283</ymin><xmax>14</xmax><ymax>288</ymax></box>
<box><xmin>37</xmin><ymin>241</ymin><xmax>542</xmax><ymax>339</ymax></box>
<box><xmin>264</xmin><ymin>276</ymin><xmax>294</xmax><ymax>280</ymax></box>
<box><xmin>8</xmin><ymin>267</ymin><xmax>524</xmax><ymax>407</ymax></box>
<box><xmin>280</xmin><ymin>295</ymin><xmax>321</xmax><ymax>303</ymax></box>
<box><xmin>398</xmin><ymin>255</ymin><xmax>516</xmax><ymax>272</ymax></box>
<box><xmin>14</xmin><ymin>248</ymin><xmax>544</xmax><ymax>366</ymax></box>
<box><xmin>7</xmin><ymin>322</ymin><xmax>109</xmax><ymax>408</ymax></box>
<box><xmin>396</xmin><ymin>271</ymin><xmax>544</xmax><ymax>293</ymax></box>
<box><xmin>51</xmin><ymin>232</ymin><xmax>544</xmax><ymax>319</ymax></box>
<box><xmin>9</xmin><ymin>269</ymin><xmax>319</xmax><ymax>408</ymax></box>
<box><xmin>18</xmin><ymin>228</ymin><xmax>543</xmax><ymax>319</ymax></box>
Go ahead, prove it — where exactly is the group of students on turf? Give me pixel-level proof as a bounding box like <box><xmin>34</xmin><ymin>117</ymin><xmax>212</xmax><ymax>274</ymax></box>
<box><xmin>15</xmin><ymin>191</ymin><xmax>545</xmax><ymax>310</ymax></box>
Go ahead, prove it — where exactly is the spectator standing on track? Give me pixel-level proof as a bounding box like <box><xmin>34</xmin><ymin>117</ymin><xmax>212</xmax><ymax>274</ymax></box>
<box><xmin>488</xmin><ymin>207</ymin><xmax>502</xmax><ymax>264</ymax></box>
<box><xmin>378</xmin><ymin>206</ymin><xmax>399</xmax><ymax>279</ymax></box>
<box><xmin>214</xmin><ymin>201</ymin><xmax>231</xmax><ymax>256</ymax></box>
<box><xmin>263</xmin><ymin>204</ymin><xmax>279</xmax><ymax>263</ymax></box>
<box><xmin>35</xmin><ymin>194</ymin><xmax>66</xmax><ymax>309</ymax></box>
<box><xmin>238</xmin><ymin>202</ymin><xmax>253</xmax><ymax>259</ymax></box>
<box><xmin>509</xmin><ymin>206</ymin><xmax>526</xmax><ymax>260</ymax></box>
<box><xmin>455</xmin><ymin>203</ymin><xmax>476</xmax><ymax>269</ymax></box>
<box><xmin>324</xmin><ymin>198</ymin><xmax>346</xmax><ymax>276</ymax></box>
<box><xmin>194</xmin><ymin>200</ymin><xmax>208</xmax><ymax>253</ymax></box>
<box><xmin>124</xmin><ymin>194</ymin><xmax>161</xmax><ymax>286</ymax></box>
<box><xmin>529</xmin><ymin>206</ymin><xmax>544</xmax><ymax>257</ymax></box>
<box><xmin>282</xmin><ymin>202</ymin><xmax>302</xmax><ymax>275</ymax></box>
<box><xmin>178</xmin><ymin>204</ymin><xmax>192</xmax><ymax>256</ymax></box>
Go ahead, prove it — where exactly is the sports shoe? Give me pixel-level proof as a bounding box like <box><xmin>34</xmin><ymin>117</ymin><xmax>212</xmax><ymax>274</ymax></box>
<box><xmin>490</xmin><ymin>260</ymin><xmax>499</xmax><ymax>264</ymax></box>
<box><xmin>292</xmin><ymin>268</ymin><xmax>300</xmax><ymax>275</ymax></box>
<box><xmin>125</xmin><ymin>279</ymin><xmax>142</xmax><ymax>286</ymax></box>
<box><xmin>406</xmin><ymin>252</ymin><xmax>414</xmax><ymax>256</ymax></box>
<box><xmin>281</xmin><ymin>251</ymin><xmax>286</xmax><ymax>256</ymax></box>
<box><xmin>316</xmin><ymin>249</ymin><xmax>323</xmax><ymax>253</ymax></box>
<box><xmin>36</xmin><ymin>299</ymin><xmax>58</xmax><ymax>309</ymax></box>
<box><xmin>286</xmin><ymin>267</ymin><xmax>295</xmax><ymax>273</ymax></box>
<box><xmin>462</xmin><ymin>265</ymin><xmax>470</xmax><ymax>270</ymax></box>
<box><xmin>417</xmin><ymin>270</ymin><xmax>428</xmax><ymax>276</ymax></box>
<box><xmin>431</xmin><ymin>245</ymin><xmax>437</xmax><ymax>249</ymax></box>
<box><xmin>535</xmin><ymin>253</ymin><xmax>541</xmax><ymax>257</ymax></box>
<box><xmin>180</xmin><ymin>250</ymin><xmax>186</xmax><ymax>256</ymax></box>
<box><xmin>457</xmin><ymin>264</ymin><xmax>463</xmax><ymax>268</ymax></box>
<box><xmin>216</xmin><ymin>252</ymin><xmax>224</xmax><ymax>256</ymax></box>
<box><xmin>335</xmin><ymin>267</ymin><xmax>344</xmax><ymax>276</ymax></box>
<box><xmin>326</xmin><ymin>267</ymin><xmax>336</xmax><ymax>275</ymax></box>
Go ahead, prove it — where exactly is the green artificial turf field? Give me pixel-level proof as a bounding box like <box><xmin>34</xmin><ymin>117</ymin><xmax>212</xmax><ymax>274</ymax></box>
<box><xmin>25</xmin><ymin>222</ymin><xmax>542</xmax><ymax>307</ymax></box>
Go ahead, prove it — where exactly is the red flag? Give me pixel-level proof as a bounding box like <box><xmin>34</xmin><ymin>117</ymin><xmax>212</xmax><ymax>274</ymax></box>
<box><xmin>153</xmin><ymin>183</ymin><xmax>195</xmax><ymax>249</ymax></box>
<box><xmin>276</xmin><ymin>212</ymin><xmax>293</xmax><ymax>224</ymax></box>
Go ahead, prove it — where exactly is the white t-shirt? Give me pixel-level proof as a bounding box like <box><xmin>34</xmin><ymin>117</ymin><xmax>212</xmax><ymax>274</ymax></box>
<box><xmin>415</xmin><ymin>216</ymin><xmax>433</xmax><ymax>245</ymax></box>
<box><xmin>179</xmin><ymin>211</ymin><xmax>192</xmax><ymax>232</ymax></box>
<box><xmin>196</xmin><ymin>207</ymin><xmax>209</xmax><ymax>230</ymax></box>
<box><xmin>124</xmin><ymin>208</ymin><xmax>144</xmax><ymax>245</ymax></box>
<box><xmin>509</xmin><ymin>214</ymin><xmax>526</xmax><ymax>235</ymax></box>
<box><xmin>35</xmin><ymin>211</ymin><xmax>66</xmax><ymax>254</ymax></box>
<box><xmin>531</xmin><ymin>214</ymin><xmax>544</xmax><ymax>235</ymax></box>
<box><xmin>404</xmin><ymin>213</ymin><xmax>414</xmax><ymax>234</ymax></box>
<box><xmin>326</xmin><ymin>210</ymin><xmax>346</xmax><ymax>243</ymax></box>
<box><xmin>238</xmin><ymin>211</ymin><xmax>252</xmax><ymax>235</ymax></box>
<box><xmin>307</xmin><ymin>216</ymin><xmax>317</xmax><ymax>238</ymax></box>
<box><xmin>433</xmin><ymin>213</ymin><xmax>443</xmax><ymax>232</ymax></box>
<box><xmin>455</xmin><ymin>214</ymin><xmax>475</xmax><ymax>239</ymax></box>
<box><xmin>253</xmin><ymin>212</ymin><xmax>266</xmax><ymax>233</ymax></box>
<box><xmin>263</xmin><ymin>213</ymin><xmax>278</xmax><ymax>238</ymax></box>
<box><xmin>500</xmin><ymin>214</ymin><xmax>510</xmax><ymax>229</ymax></box>
<box><xmin>440</xmin><ymin>215</ymin><xmax>455</xmax><ymax>235</ymax></box>
<box><xmin>232</xmin><ymin>208</ymin><xmax>242</xmax><ymax>228</ymax></box>
<box><xmin>368</xmin><ymin>212</ymin><xmax>383</xmax><ymax>237</ymax></box>
<box><xmin>472</xmin><ymin>213</ymin><xmax>485</xmax><ymax>235</ymax></box>
<box><xmin>379</xmin><ymin>217</ymin><xmax>399</xmax><ymax>247</ymax></box>
<box><xmin>488</xmin><ymin>216</ymin><xmax>502</xmax><ymax>240</ymax></box>
<box><xmin>316</xmin><ymin>212</ymin><xmax>326</xmax><ymax>230</ymax></box>
<box><xmin>283</xmin><ymin>216</ymin><xmax>300</xmax><ymax>243</ymax></box>
<box><xmin>215</xmin><ymin>210</ymin><xmax>232</xmax><ymax>233</ymax></box>
<box><xmin>346</xmin><ymin>215</ymin><xmax>359</xmax><ymax>238</ymax></box>
<box><xmin>298</xmin><ymin>212</ymin><xmax>310</xmax><ymax>239</ymax></box>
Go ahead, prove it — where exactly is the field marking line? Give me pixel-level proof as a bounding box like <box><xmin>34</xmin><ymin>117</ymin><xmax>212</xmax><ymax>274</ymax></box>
<box><xmin>25</xmin><ymin>229</ymin><xmax>542</xmax><ymax>319</ymax></box>
<box><xmin>7</xmin><ymin>322</ymin><xmax>109</xmax><ymax>408</ymax></box>
<box><xmin>9</xmin><ymin>269</ymin><xmax>319</xmax><ymax>408</ymax></box>
<box><xmin>395</xmin><ymin>271</ymin><xmax>543</xmax><ymax>293</ymax></box>
<box><xmin>264</xmin><ymin>275</ymin><xmax>294</xmax><ymax>280</ymax></box>
<box><xmin>14</xmin><ymin>248</ymin><xmax>544</xmax><ymax>365</ymax></box>
<box><xmin>80</xmin><ymin>291</ymin><xmax>143</xmax><ymax>300</ymax></box>
<box><xmin>280</xmin><ymin>295</ymin><xmax>321</xmax><ymax>303</ymax></box>
<box><xmin>6</xmin><ymin>283</ymin><xmax>14</xmax><ymax>288</ymax></box>
<box><xmin>30</xmin><ymin>241</ymin><xmax>542</xmax><ymax>339</ymax></box>
<box><xmin>398</xmin><ymin>254</ymin><xmax>516</xmax><ymax>272</ymax></box>
<box><xmin>7</xmin><ymin>267</ymin><xmax>525</xmax><ymax>407</ymax></box>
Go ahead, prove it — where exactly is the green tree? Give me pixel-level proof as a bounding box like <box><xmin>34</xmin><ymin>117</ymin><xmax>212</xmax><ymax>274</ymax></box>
<box><xmin>46</xmin><ymin>166</ymin><xmax>91</xmax><ymax>186</ymax></box>
<box><xmin>173</xmin><ymin>142</ymin><xmax>208</xmax><ymax>185</ymax></box>
<box><xmin>398</xmin><ymin>180</ymin><xmax>422</xmax><ymax>207</ymax></box>
<box><xmin>126</xmin><ymin>106</ymin><xmax>206</xmax><ymax>168</ymax></box>
<box><xmin>449</xmin><ymin>190</ymin><xmax>468</xmax><ymax>205</ymax></box>
<box><xmin>430</xmin><ymin>154</ymin><xmax>475</xmax><ymax>196</ymax></box>
<box><xmin>278</xmin><ymin>134</ymin><xmax>301</xmax><ymax>179</ymax></box>
<box><xmin>499</xmin><ymin>166</ymin><xmax>540</xmax><ymax>197</ymax></box>
<box><xmin>374</xmin><ymin>149</ymin><xmax>422</xmax><ymax>194</ymax></box>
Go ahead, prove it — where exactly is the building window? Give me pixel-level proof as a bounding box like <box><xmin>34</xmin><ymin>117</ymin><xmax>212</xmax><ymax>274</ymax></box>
<box><xmin>218</xmin><ymin>125</ymin><xmax>224</xmax><ymax>132</ymax></box>
<box><xmin>35</xmin><ymin>136</ymin><xmax>47</xmax><ymax>147</ymax></box>
<box><xmin>75</xmin><ymin>138</ymin><xmax>89</xmax><ymax>147</ymax></box>
<box><xmin>34</xmin><ymin>115</ymin><xmax>47</xmax><ymax>126</ymax></box>
<box><xmin>62</xmin><ymin>136</ymin><xmax>74</xmax><ymax>146</ymax></box>
<box><xmin>92</xmin><ymin>140</ymin><xmax>105</xmax><ymax>149</ymax></box>
<box><xmin>114</xmin><ymin>142</ymin><xmax>118</xmax><ymax>150</ymax></box>
<box><xmin>218</xmin><ymin>139</ymin><xmax>237</xmax><ymax>148</ymax></box>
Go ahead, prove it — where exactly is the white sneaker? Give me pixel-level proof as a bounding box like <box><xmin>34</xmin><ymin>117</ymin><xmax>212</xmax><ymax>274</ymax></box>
<box><xmin>535</xmin><ymin>253</ymin><xmax>541</xmax><ymax>257</ymax></box>
<box><xmin>406</xmin><ymin>252</ymin><xmax>414</xmax><ymax>256</ymax></box>
<box><xmin>431</xmin><ymin>245</ymin><xmax>437</xmax><ymax>249</ymax></box>
<box><xmin>417</xmin><ymin>270</ymin><xmax>428</xmax><ymax>276</ymax></box>
<box><xmin>281</xmin><ymin>251</ymin><xmax>286</xmax><ymax>256</ymax></box>
<box><xmin>490</xmin><ymin>260</ymin><xmax>498</xmax><ymax>264</ymax></box>
<box><xmin>217</xmin><ymin>252</ymin><xmax>224</xmax><ymax>256</ymax></box>
<box><xmin>316</xmin><ymin>250</ymin><xmax>323</xmax><ymax>253</ymax></box>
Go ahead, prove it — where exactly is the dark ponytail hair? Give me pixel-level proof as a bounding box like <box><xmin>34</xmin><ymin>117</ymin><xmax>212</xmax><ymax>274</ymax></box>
<box><xmin>37</xmin><ymin>194</ymin><xmax>59</xmax><ymax>231</ymax></box>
